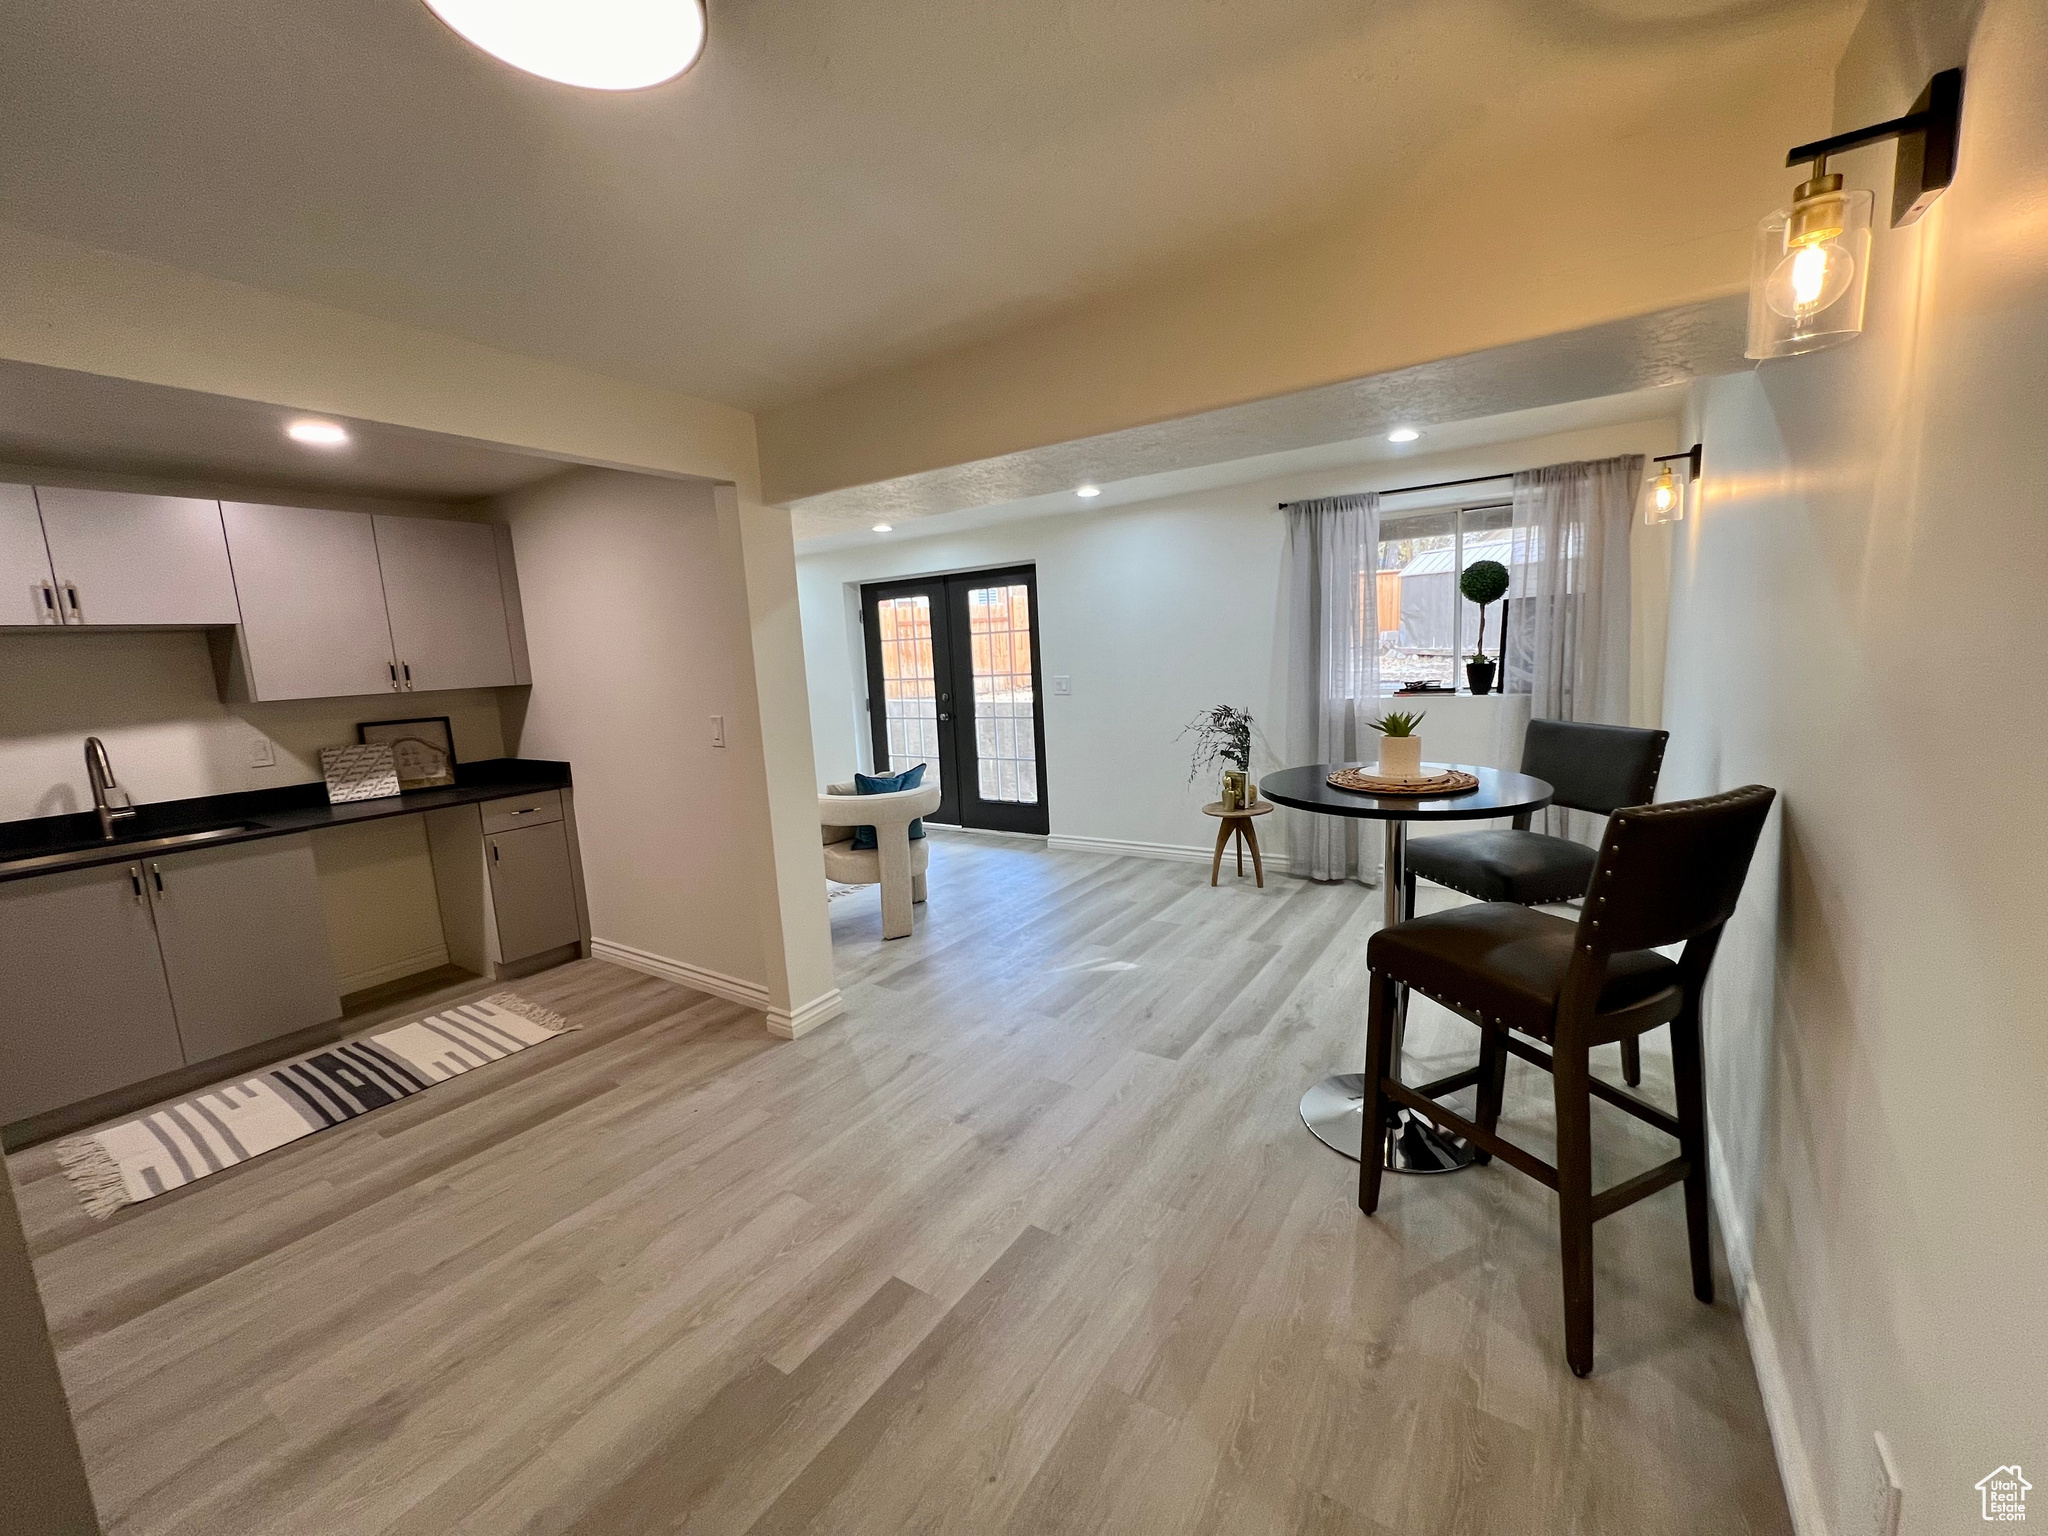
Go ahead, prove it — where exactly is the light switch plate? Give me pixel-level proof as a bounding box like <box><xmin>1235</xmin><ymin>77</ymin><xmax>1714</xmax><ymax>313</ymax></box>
<box><xmin>1052</xmin><ymin>675</ymin><xmax>1071</xmax><ymax>696</ymax></box>
<box><xmin>711</xmin><ymin>715</ymin><xmax>726</xmax><ymax>748</ymax></box>
<box><xmin>248</xmin><ymin>734</ymin><xmax>276</xmax><ymax>768</ymax></box>
<box><xmin>1869</xmin><ymin>1431</ymin><xmax>1903</xmax><ymax>1536</ymax></box>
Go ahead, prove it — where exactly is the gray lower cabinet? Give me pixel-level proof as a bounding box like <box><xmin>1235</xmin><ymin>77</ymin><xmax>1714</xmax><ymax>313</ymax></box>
<box><xmin>146</xmin><ymin>835</ymin><xmax>340</xmax><ymax>1065</ymax></box>
<box><xmin>0</xmin><ymin>862</ymin><xmax>185</xmax><ymax>1125</ymax></box>
<box><xmin>487</xmin><ymin>822</ymin><xmax>582</xmax><ymax>963</ymax></box>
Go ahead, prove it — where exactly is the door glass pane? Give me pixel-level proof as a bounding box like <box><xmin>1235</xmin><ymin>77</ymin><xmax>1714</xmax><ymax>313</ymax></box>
<box><xmin>875</xmin><ymin>595</ymin><xmax>941</xmax><ymax>779</ymax></box>
<box><xmin>1376</xmin><ymin>508</ymin><xmax>1457</xmax><ymax>691</ymax></box>
<box><xmin>966</xmin><ymin>583</ymin><xmax>1038</xmax><ymax>803</ymax></box>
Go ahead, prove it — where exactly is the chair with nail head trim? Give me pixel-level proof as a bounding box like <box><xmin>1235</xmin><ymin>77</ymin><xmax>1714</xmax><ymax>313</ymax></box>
<box><xmin>1358</xmin><ymin>784</ymin><xmax>1776</xmax><ymax>1377</ymax></box>
<box><xmin>1404</xmin><ymin>718</ymin><xmax>1669</xmax><ymax>1084</ymax></box>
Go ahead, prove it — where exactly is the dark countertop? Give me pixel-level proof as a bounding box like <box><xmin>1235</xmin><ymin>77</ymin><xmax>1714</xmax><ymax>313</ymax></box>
<box><xmin>0</xmin><ymin>759</ymin><xmax>572</xmax><ymax>882</ymax></box>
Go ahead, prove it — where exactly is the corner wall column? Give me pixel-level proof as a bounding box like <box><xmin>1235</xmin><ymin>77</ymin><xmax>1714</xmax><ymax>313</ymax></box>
<box><xmin>0</xmin><ymin>1166</ymin><xmax>103</xmax><ymax>1535</ymax></box>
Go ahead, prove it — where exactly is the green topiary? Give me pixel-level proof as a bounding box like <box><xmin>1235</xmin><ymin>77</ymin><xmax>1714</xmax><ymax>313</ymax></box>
<box><xmin>1459</xmin><ymin>558</ymin><xmax>1510</xmax><ymax>662</ymax></box>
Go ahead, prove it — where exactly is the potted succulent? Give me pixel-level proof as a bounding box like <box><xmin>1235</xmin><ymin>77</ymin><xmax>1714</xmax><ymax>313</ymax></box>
<box><xmin>1370</xmin><ymin>709</ymin><xmax>1426</xmax><ymax>780</ymax></box>
<box><xmin>1182</xmin><ymin>704</ymin><xmax>1256</xmax><ymax>807</ymax></box>
<box><xmin>1459</xmin><ymin>558</ymin><xmax>1509</xmax><ymax>695</ymax></box>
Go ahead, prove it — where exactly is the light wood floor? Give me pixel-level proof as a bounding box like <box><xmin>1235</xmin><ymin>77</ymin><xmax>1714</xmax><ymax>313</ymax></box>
<box><xmin>11</xmin><ymin>832</ymin><xmax>1794</xmax><ymax>1534</ymax></box>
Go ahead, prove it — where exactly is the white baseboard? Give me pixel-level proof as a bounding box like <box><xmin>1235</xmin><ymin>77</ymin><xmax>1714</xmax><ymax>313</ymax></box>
<box><xmin>590</xmin><ymin>937</ymin><xmax>771</xmax><ymax>1011</ymax></box>
<box><xmin>766</xmin><ymin>988</ymin><xmax>844</xmax><ymax>1040</ymax></box>
<box><xmin>335</xmin><ymin>944</ymin><xmax>451</xmax><ymax>997</ymax></box>
<box><xmin>1045</xmin><ymin>832</ymin><xmax>1293</xmax><ymax>875</ymax></box>
<box><xmin>1711</xmin><ymin>1128</ymin><xmax>1829</xmax><ymax>1536</ymax></box>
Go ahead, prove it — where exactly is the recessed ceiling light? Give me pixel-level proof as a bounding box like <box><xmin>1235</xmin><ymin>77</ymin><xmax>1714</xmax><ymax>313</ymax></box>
<box><xmin>1075</xmin><ymin>485</ymin><xmax>1101</xmax><ymax>498</ymax></box>
<box><xmin>286</xmin><ymin>420</ymin><xmax>350</xmax><ymax>447</ymax></box>
<box><xmin>1387</xmin><ymin>427</ymin><xmax>1422</xmax><ymax>444</ymax></box>
<box><xmin>871</xmin><ymin>524</ymin><xmax>893</xmax><ymax>534</ymax></box>
<box><xmin>423</xmin><ymin>0</ymin><xmax>706</xmax><ymax>92</ymax></box>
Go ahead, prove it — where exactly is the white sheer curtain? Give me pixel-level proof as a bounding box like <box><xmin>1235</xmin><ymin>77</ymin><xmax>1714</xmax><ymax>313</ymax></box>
<box><xmin>1503</xmin><ymin>454</ymin><xmax>1641</xmax><ymax>839</ymax></box>
<box><xmin>1283</xmin><ymin>493</ymin><xmax>1381</xmax><ymax>883</ymax></box>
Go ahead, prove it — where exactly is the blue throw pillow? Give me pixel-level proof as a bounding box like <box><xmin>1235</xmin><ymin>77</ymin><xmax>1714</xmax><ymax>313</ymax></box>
<box><xmin>850</xmin><ymin>763</ymin><xmax>927</xmax><ymax>850</ymax></box>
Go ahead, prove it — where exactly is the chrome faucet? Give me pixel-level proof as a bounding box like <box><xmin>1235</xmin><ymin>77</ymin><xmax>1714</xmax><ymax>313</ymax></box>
<box><xmin>84</xmin><ymin>737</ymin><xmax>137</xmax><ymax>840</ymax></box>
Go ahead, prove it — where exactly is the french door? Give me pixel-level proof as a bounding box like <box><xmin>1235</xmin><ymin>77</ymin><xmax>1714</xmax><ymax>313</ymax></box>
<box><xmin>861</xmin><ymin>565</ymin><xmax>1049</xmax><ymax>835</ymax></box>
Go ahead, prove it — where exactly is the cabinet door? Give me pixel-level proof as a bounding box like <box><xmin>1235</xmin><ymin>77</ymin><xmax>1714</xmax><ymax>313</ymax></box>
<box><xmin>222</xmin><ymin>501</ymin><xmax>399</xmax><ymax>700</ymax></box>
<box><xmin>374</xmin><ymin>515</ymin><xmax>516</xmax><ymax>692</ymax></box>
<box><xmin>147</xmin><ymin>835</ymin><xmax>340</xmax><ymax>1066</ymax></box>
<box><xmin>0</xmin><ymin>863</ymin><xmax>185</xmax><ymax>1125</ymax></box>
<box><xmin>0</xmin><ymin>484</ymin><xmax>62</xmax><ymax>626</ymax></box>
<box><xmin>487</xmin><ymin>822</ymin><xmax>582</xmax><ymax>963</ymax></box>
<box><xmin>35</xmin><ymin>487</ymin><xmax>241</xmax><ymax>626</ymax></box>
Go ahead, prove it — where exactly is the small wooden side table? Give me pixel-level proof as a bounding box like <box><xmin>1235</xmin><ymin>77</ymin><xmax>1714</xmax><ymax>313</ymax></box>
<box><xmin>1202</xmin><ymin>799</ymin><xmax>1274</xmax><ymax>888</ymax></box>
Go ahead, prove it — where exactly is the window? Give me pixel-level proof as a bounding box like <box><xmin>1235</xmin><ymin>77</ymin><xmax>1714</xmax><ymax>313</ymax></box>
<box><xmin>1375</xmin><ymin>502</ymin><xmax>1516</xmax><ymax>693</ymax></box>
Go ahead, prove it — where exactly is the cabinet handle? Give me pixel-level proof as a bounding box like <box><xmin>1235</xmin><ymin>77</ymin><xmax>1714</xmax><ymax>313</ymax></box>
<box><xmin>491</xmin><ymin>840</ymin><xmax>500</xmax><ymax>863</ymax></box>
<box><xmin>62</xmin><ymin>582</ymin><xmax>81</xmax><ymax>622</ymax></box>
<box><xmin>37</xmin><ymin>581</ymin><xmax>58</xmax><ymax>623</ymax></box>
<box><xmin>402</xmin><ymin>661</ymin><xmax>414</xmax><ymax>691</ymax></box>
<box><xmin>151</xmin><ymin>863</ymin><xmax>164</xmax><ymax>895</ymax></box>
<box><xmin>389</xmin><ymin>661</ymin><xmax>400</xmax><ymax>691</ymax></box>
<box><xmin>129</xmin><ymin>866</ymin><xmax>144</xmax><ymax>903</ymax></box>
<box><xmin>508</xmin><ymin>807</ymin><xmax>538</xmax><ymax>816</ymax></box>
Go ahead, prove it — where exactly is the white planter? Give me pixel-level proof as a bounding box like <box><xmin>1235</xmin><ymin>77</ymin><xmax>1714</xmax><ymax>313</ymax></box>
<box><xmin>1377</xmin><ymin>735</ymin><xmax>1423</xmax><ymax>779</ymax></box>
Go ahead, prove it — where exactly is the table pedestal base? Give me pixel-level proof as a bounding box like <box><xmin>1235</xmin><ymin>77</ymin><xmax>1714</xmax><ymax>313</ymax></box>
<box><xmin>1299</xmin><ymin>1073</ymin><xmax>1480</xmax><ymax>1172</ymax></box>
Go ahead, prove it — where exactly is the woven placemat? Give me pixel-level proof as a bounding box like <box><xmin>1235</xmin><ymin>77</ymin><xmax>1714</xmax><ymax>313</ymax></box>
<box><xmin>1327</xmin><ymin>766</ymin><xmax>1480</xmax><ymax>797</ymax></box>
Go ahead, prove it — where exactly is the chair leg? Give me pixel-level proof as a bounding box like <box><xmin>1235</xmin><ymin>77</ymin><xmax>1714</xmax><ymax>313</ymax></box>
<box><xmin>911</xmin><ymin>870</ymin><xmax>928</xmax><ymax>904</ymax></box>
<box><xmin>1473</xmin><ymin>1027</ymin><xmax>1508</xmax><ymax>1167</ymax></box>
<box><xmin>1552</xmin><ymin>1039</ymin><xmax>1597</xmax><ymax>1376</ymax></box>
<box><xmin>1357</xmin><ymin>972</ymin><xmax>1397</xmax><ymax>1216</ymax></box>
<box><xmin>1620</xmin><ymin>1032</ymin><xmax>1642</xmax><ymax>1087</ymax></box>
<box><xmin>1670</xmin><ymin>1008</ymin><xmax>1714</xmax><ymax>1304</ymax></box>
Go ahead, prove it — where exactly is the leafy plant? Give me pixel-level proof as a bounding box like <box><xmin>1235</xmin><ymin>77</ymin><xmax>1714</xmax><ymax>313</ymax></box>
<box><xmin>1370</xmin><ymin>709</ymin><xmax>1426</xmax><ymax>738</ymax></box>
<box><xmin>1181</xmin><ymin>704</ymin><xmax>1253</xmax><ymax>780</ymax></box>
<box><xmin>1459</xmin><ymin>558</ymin><xmax>1509</xmax><ymax>663</ymax></box>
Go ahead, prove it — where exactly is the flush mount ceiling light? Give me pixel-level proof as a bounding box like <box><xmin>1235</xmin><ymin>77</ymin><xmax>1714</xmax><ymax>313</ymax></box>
<box><xmin>423</xmin><ymin>0</ymin><xmax>707</xmax><ymax>91</ymax></box>
<box><xmin>286</xmin><ymin>419</ymin><xmax>350</xmax><ymax>447</ymax></box>
<box><xmin>1075</xmin><ymin>485</ymin><xmax>1102</xmax><ymax>498</ymax></box>
<box><xmin>1748</xmin><ymin>68</ymin><xmax>1962</xmax><ymax>360</ymax></box>
<box><xmin>871</xmin><ymin>523</ymin><xmax>893</xmax><ymax>534</ymax></box>
<box><xmin>1641</xmin><ymin>444</ymin><xmax>1703</xmax><ymax>525</ymax></box>
<box><xmin>1386</xmin><ymin>428</ymin><xmax>1422</xmax><ymax>444</ymax></box>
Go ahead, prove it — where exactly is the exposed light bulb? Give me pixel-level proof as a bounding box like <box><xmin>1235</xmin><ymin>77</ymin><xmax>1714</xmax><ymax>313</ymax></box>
<box><xmin>1387</xmin><ymin>427</ymin><xmax>1422</xmax><ymax>444</ymax></box>
<box><xmin>1767</xmin><ymin>239</ymin><xmax>1856</xmax><ymax>320</ymax></box>
<box><xmin>871</xmin><ymin>523</ymin><xmax>893</xmax><ymax>534</ymax></box>
<box><xmin>1641</xmin><ymin>463</ymin><xmax>1686</xmax><ymax>525</ymax></box>
<box><xmin>423</xmin><ymin>0</ymin><xmax>706</xmax><ymax>91</ymax></box>
<box><xmin>286</xmin><ymin>420</ymin><xmax>350</xmax><ymax>447</ymax></box>
<box><xmin>1075</xmin><ymin>485</ymin><xmax>1101</xmax><ymax>498</ymax></box>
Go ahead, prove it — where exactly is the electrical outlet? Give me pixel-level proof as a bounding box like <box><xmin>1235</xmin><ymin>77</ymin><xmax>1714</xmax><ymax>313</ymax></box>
<box><xmin>710</xmin><ymin>715</ymin><xmax>726</xmax><ymax>748</ymax></box>
<box><xmin>1052</xmin><ymin>675</ymin><xmax>1071</xmax><ymax>696</ymax></box>
<box><xmin>248</xmin><ymin>734</ymin><xmax>276</xmax><ymax>768</ymax></box>
<box><xmin>1869</xmin><ymin>1431</ymin><xmax>1903</xmax><ymax>1536</ymax></box>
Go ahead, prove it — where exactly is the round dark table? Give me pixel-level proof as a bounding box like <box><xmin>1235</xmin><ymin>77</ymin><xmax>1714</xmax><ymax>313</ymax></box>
<box><xmin>1260</xmin><ymin>762</ymin><xmax>1554</xmax><ymax>1173</ymax></box>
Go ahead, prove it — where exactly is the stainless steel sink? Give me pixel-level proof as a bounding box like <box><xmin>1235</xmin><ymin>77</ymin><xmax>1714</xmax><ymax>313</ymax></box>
<box><xmin>0</xmin><ymin>824</ymin><xmax>262</xmax><ymax>878</ymax></box>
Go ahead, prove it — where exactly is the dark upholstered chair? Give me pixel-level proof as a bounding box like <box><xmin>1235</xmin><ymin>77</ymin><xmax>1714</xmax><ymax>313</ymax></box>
<box><xmin>1404</xmin><ymin>718</ymin><xmax>1669</xmax><ymax>1085</ymax></box>
<box><xmin>1359</xmin><ymin>785</ymin><xmax>1776</xmax><ymax>1377</ymax></box>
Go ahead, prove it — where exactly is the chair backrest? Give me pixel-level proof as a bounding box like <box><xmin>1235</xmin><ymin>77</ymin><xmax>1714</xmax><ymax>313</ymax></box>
<box><xmin>1576</xmin><ymin>785</ymin><xmax>1776</xmax><ymax>954</ymax></box>
<box><xmin>1520</xmin><ymin>719</ymin><xmax>1669</xmax><ymax>815</ymax></box>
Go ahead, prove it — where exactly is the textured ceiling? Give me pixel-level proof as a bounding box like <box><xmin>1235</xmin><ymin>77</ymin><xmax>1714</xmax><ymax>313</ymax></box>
<box><xmin>0</xmin><ymin>0</ymin><xmax>1854</xmax><ymax>412</ymax></box>
<box><xmin>788</xmin><ymin>296</ymin><xmax>1743</xmax><ymax>538</ymax></box>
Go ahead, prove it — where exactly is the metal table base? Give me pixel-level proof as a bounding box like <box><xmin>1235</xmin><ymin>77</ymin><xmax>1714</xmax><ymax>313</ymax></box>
<box><xmin>1298</xmin><ymin>817</ymin><xmax>1479</xmax><ymax>1173</ymax></box>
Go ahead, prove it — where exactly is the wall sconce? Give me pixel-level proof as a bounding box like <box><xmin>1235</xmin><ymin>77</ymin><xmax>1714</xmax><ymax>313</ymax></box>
<box><xmin>1747</xmin><ymin>68</ymin><xmax>1963</xmax><ymax>360</ymax></box>
<box><xmin>1641</xmin><ymin>444</ymin><xmax>1702</xmax><ymax>525</ymax></box>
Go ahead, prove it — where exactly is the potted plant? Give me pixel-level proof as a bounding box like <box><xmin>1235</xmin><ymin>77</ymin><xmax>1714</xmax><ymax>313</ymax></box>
<box><xmin>1182</xmin><ymin>705</ymin><xmax>1255</xmax><ymax>806</ymax></box>
<box><xmin>1459</xmin><ymin>558</ymin><xmax>1509</xmax><ymax>695</ymax></box>
<box><xmin>1370</xmin><ymin>709</ymin><xmax>1426</xmax><ymax>779</ymax></box>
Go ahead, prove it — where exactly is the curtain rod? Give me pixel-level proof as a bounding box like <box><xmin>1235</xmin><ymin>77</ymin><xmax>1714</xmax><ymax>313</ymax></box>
<box><xmin>1277</xmin><ymin>469</ymin><xmax>1516</xmax><ymax>510</ymax></box>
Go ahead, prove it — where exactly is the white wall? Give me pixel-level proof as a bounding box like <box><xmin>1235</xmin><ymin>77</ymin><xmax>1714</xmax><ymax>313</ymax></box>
<box><xmin>494</xmin><ymin>468</ymin><xmax>770</xmax><ymax>998</ymax></box>
<box><xmin>798</xmin><ymin>417</ymin><xmax>1678</xmax><ymax>864</ymax></box>
<box><xmin>1661</xmin><ymin>1</ymin><xmax>2044</xmax><ymax>1531</ymax></box>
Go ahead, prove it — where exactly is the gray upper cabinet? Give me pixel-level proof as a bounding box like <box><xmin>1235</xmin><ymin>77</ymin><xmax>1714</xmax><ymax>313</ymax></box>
<box><xmin>34</xmin><ymin>487</ymin><xmax>241</xmax><ymax>626</ymax></box>
<box><xmin>222</xmin><ymin>501</ymin><xmax>400</xmax><ymax>701</ymax></box>
<box><xmin>0</xmin><ymin>483</ymin><xmax>61</xmax><ymax>626</ymax></box>
<box><xmin>375</xmin><ymin>515</ymin><xmax>516</xmax><ymax>692</ymax></box>
<box><xmin>146</xmin><ymin>835</ymin><xmax>340</xmax><ymax>1066</ymax></box>
<box><xmin>0</xmin><ymin>862</ymin><xmax>185</xmax><ymax>1126</ymax></box>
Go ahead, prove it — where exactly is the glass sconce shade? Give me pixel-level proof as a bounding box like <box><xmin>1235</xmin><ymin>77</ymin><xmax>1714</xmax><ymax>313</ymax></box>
<box><xmin>1641</xmin><ymin>463</ymin><xmax>1686</xmax><ymax>525</ymax></box>
<box><xmin>1747</xmin><ymin>185</ymin><xmax>1874</xmax><ymax>359</ymax></box>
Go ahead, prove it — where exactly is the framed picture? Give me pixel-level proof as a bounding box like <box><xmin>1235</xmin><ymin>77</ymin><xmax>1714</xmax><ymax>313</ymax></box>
<box><xmin>356</xmin><ymin>716</ymin><xmax>457</xmax><ymax>791</ymax></box>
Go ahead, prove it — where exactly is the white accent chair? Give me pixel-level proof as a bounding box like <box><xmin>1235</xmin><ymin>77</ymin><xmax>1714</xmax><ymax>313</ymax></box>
<box><xmin>820</xmin><ymin>780</ymin><xmax>942</xmax><ymax>939</ymax></box>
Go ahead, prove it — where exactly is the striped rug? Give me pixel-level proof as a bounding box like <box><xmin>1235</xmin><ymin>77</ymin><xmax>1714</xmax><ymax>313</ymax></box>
<box><xmin>54</xmin><ymin>992</ymin><xmax>573</xmax><ymax>1219</ymax></box>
